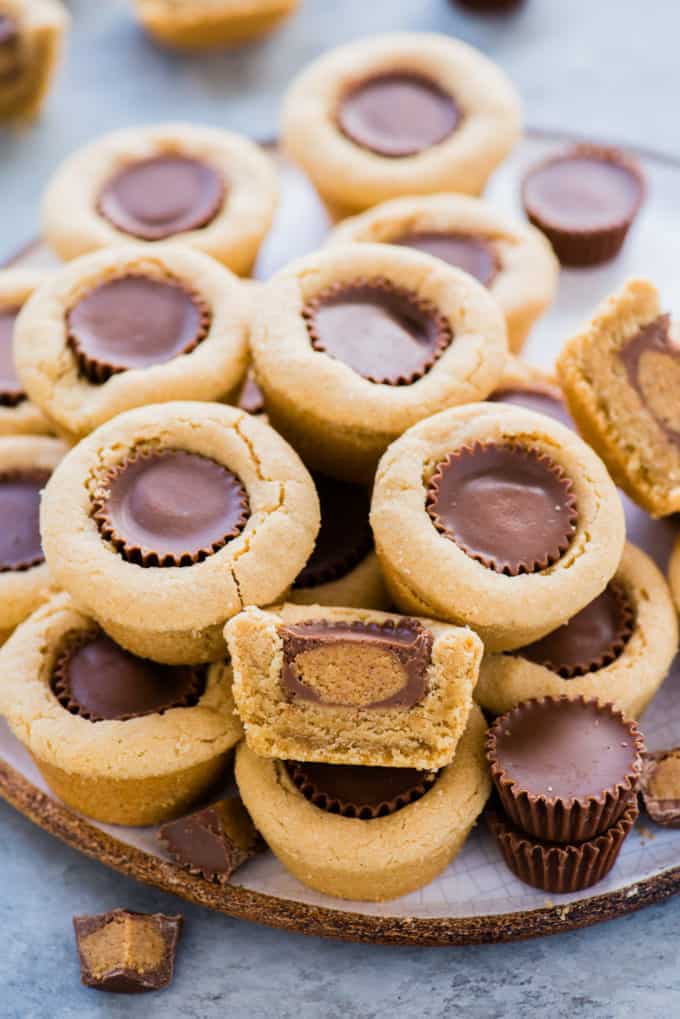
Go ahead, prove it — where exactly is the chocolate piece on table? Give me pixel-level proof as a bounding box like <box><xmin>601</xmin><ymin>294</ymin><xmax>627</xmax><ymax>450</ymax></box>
<box><xmin>392</xmin><ymin>232</ymin><xmax>499</xmax><ymax>287</ymax></box>
<box><xmin>286</xmin><ymin>760</ymin><xmax>437</xmax><ymax>819</ymax></box>
<box><xmin>426</xmin><ymin>442</ymin><xmax>577</xmax><ymax>575</ymax></box>
<box><xmin>0</xmin><ymin>305</ymin><xmax>26</xmax><ymax>405</ymax></box>
<box><xmin>639</xmin><ymin>750</ymin><xmax>680</xmax><ymax>827</ymax></box>
<box><xmin>159</xmin><ymin>797</ymin><xmax>262</xmax><ymax>881</ymax></box>
<box><xmin>279</xmin><ymin>618</ymin><xmax>433</xmax><ymax>708</ymax></box>
<box><xmin>73</xmin><ymin>909</ymin><xmax>182</xmax><ymax>993</ymax></box>
<box><xmin>619</xmin><ymin>313</ymin><xmax>680</xmax><ymax>446</ymax></box>
<box><xmin>98</xmin><ymin>155</ymin><xmax>225</xmax><ymax>241</ymax></box>
<box><xmin>303</xmin><ymin>279</ymin><xmax>452</xmax><ymax>385</ymax></box>
<box><xmin>294</xmin><ymin>474</ymin><xmax>373</xmax><ymax>588</ymax></box>
<box><xmin>489</xmin><ymin>385</ymin><xmax>574</xmax><ymax>429</ymax></box>
<box><xmin>0</xmin><ymin>470</ymin><xmax>50</xmax><ymax>572</ymax></box>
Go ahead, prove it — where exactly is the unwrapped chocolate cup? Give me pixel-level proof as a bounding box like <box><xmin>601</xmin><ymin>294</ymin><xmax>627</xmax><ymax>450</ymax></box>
<box><xmin>639</xmin><ymin>750</ymin><xmax>680</xmax><ymax>828</ymax></box>
<box><xmin>486</xmin><ymin>696</ymin><xmax>644</xmax><ymax>843</ymax></box>
<box><xmin>486</xmin><ymin>799</ymin><xmax>638</xmax><ymax>893</ymax></box>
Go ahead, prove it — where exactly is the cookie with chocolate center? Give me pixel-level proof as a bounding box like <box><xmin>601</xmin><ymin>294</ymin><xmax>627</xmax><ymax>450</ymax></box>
<box><xmin>0</xmin><ymin>0</ymin><xmax>68</xmax><ymax>122</ymax></box>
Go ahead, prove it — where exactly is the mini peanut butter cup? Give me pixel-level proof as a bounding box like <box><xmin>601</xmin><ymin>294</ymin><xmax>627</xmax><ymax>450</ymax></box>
<box><xmin>336</xmin><ymin>72</ymin><xmax>460</xmax><ymax>158</ymax></box>
<box><xmin>98</xmin><ymin>155</ymin><xmax>225</xmax><ymax>241</ymax></box>
<box><xmin>522</xmin><ymin>145</ymin><xmax>645</xmax><ymax>266</ymax></box>
<box><xmin>51</xmin><ymin>630</ymin><xmax>205</xmax><ymax>722</ymax></box>
<box><xmin>486</xmin><ymin>799</ymin><xmax>638</xmax><ymax>893</ymax></box>
<box><xmin>393</xmin><ymin>232</ymin><xmax>500</xmax><ymax>287</ymax></box>
<box><xmin>639</xmin><ymin>749</ymin><xmax>680</xmax><ymax>828</ymax></box>
<box><xmin>285</xmin><ymin>760</ymin><xmax>437</xmax><ymax>819</ymax></box>
<box><xmin>426</xmin><ymin>443</ymin><xmax>578</xmax><ymax>575</ymax></box>
<box><xmin>92</xmin><ymin>448</ymin><xmax>250</xmax><ymax>567</ymax></box>
<box><xmin>158</xmin><ymin>797</ymin><xmax>262</xmax><ymax>882</ymax></box>
<box><xmin>0</xmin><ymin>305</ymin><xmax>26</xmax><ymax>406</ymax></box>
<box><xmin>619</xmin><ymin>314</ymin><xmax>680</xmax><ymax>446</ymax></box>
<box><xmin>279</xmin><ymin>617</ymin><xmax>433</xmax><ymax>709</ymax></box>
<box><xmin>293</xmin><ymin>474</ymin><xmax>373</xmax><ymax>589</ymax></box>
<box><xmin>0</xmin><ymin>469</ymin><xmax>50</xmax><ymax>572</ymax></box>
<box><xmin>518</xmin><ymin>581</ymin><xmax>634</xmax><ymax>678</ymax></box>
<box><xmin>489</xmin><ymin>385</ymin><xmax>574</xmax><ymax>429</ymax></box>
<box><xmin>302</xmin><ymin>277</ymin><xmax>452</xmax><ymax>386</ymax></box>
<box><xmin>73</xmin><ymin>909</ymin><xmax>183</xmax><ymax>993</ymax></box>
<box><xmin>486</xmin><ymin>696</ymin><xmax>644</xmax><ymax>843</ymax></box>
<box><xmin>67</xmin><ymin>275</ymin><xmax>211</xmax><ymax>383</ymax></box>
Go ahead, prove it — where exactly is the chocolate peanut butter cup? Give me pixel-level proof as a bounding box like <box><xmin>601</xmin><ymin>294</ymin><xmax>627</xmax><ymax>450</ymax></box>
<box><xmin>51</xmin><ymin>630</ymin><xmax>205</xmax><ymax>722</ymax></box>
<box><xmin>426</xmin><ymin>443</ymin><xmax>578</xmax><ymax>575</ymax></box>
<box><xmin>522</xmin><ymin>145</ymin><xmax>645</xmax><ymax>266</ymax></box>
<box><xmin>293</xmin><ymin>474</ymin><xmax>373</xmax><ymax>588</ymax></box>
<box><xmin>67</xmin><ymin>275</ymin><xmax>211</xmax><ymax>383</ymax></box>
<box><xmin>337</xmin><ymin>72</ymin><xmax>460</xmax><ymax>158</ymax></box>
<box><xmin>489</xmin><ymin>386</ymin><xmax>573</xmax><ymax>429</ymax></box>
<box><xmin>0</xmin><ymin>306</ymin><xmax>26</xmax><ymax>406</ymax></box>
<box><xmin>158</xmin><ymin>797</ymin><xmax>262</xmax><ymax>882</ymax></box>
<box><xmin>393</xmin><ymin>232</ymin><xmax>499</xmax><ymax>287</ymax></box>
<box><xmin>0</xmin><ymin>469</ymin><xmax>49</xmax><ymax>572</ymax></box>
<box><xmin>285</xmin><ymin>760</ymin><xmax>437</xmax><ymax>819</ymax></box>
<box><xmin>619</xmin><ymin>313</ymin><xmax>680</xmax><ymax>445</ymax></box>
<box><xmin>487</xmin><ymin>800</ymin><xmax>638</xmax><ymax>893</ymax></box>
<box><xmin>73</xmin><ymin>910</ymin><xmax>183</xmax><ymax>993</ymax></box>
<box><xmin>302</xmin><ymin>278</ymin><xmax>452</xmax><ymax>385</ymax></box>
<box><xmin>279</xmin><ymin>618</ymin><xmax>433</xmax><ymax>709</ymax></box>
<box><xmin>486</xmin><ymin>696</ymin><xmax>644</xmax><ymax>843</ymax></box>
<box><xmin>92</xmin><ymin>448</ymin><xmax>250</xmax><ymax>567</ymax></box>
<box><xmin>98</xmin><ymin>155</ymin><xmax>225</xmax><ymax>241</ymax></box>
<box><xmin>639</xmin><ymin>749</ymin><xmax>680</xmax><ymax>828</ymax></box>
<box><xmin>518</xmin><ymin>581</ymin><xmax>634</xmax><ymax>678</ymax></box>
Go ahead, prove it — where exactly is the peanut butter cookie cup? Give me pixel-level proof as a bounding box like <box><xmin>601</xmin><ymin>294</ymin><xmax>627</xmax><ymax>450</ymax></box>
<box><xmin>234</xmin><ymin>704</ymin><xmax>490</xmax><ymax>901</ymax></box>
<box><xmin>226</xmin><ymin>603</ymin><xmax>482</xmax><ymax>770</ymax></box>
<box><xmin>329</xmin><ymin>195</ymin><xmax>557</xmax><ymax>353</ymax></box>
<box><xmin>40</xmin><ymin>402</ymin><xmax>319</xmax><ymax>664</ymax></box>
<box><xmin>134</xmin><ymin>0</ymin><xmax>300</xmax><ymax>48</ymax></box>
<box><xmin>0</xmin><ymin>593</ymin><xmax>241</xmax><ymax>826</ymax></box>
<box><xmin>476</xmin><ymin>543</ymin><xmax>677</xmax><ymax>719</ymax></box>
<box><xmin>41</xmin><ymin>123</ymin><xmax>278</xmax><ymax>274</ymax></box>
<box><xmin>282</xmin><ymin>33</ymin><xmax>521</xmax><ymax>219</ymax></box>
<box><xmin>0</xmin><ymin>270</ymin><xmax>51</xmax><ymax>436</ymax></box>
<box><xmin>250</xmin><ymin>243</ymin><xmax>507</xmax><ymax>482</ymax></box>
<box><xmin>0</xmin><ymin>0</ymin><xmax>68</xmax><ymax>121</ymax></box>
<box><xmin>371</xmin><ymin>402</ymin><xmax>625</xmax><ymax>651</ymax></box>
<box><xmin>14</xmin><ymin>245</ymin><xmax>250</xmax><ymax>443</ymax></box>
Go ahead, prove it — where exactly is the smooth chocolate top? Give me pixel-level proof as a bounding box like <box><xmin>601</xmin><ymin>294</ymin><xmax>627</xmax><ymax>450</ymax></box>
<box><xmin>0</xmin><ymin>305</ymin><xmax>25</xmax><ymax>404</ymax></box>
<box><xmin>620</xmin><ymin>314</ymin><xmax>680</xmax><ymax>444</ymax></box>
<box><xmin>519</xmin><ymin>582</ymin><xmax>634</xmax><ymax>677</ymax></box>
<box><xmin>427</xmin><ymin>443</ymin><xmax>577</xmax><ymax>575</ymax></box>
<box><xmin>337</xmin><ymin>73</ymin><xmax>459</xmax><ymax>157</ymax></box>
<box><xmin>159</xmin><ymin>799</ymin><xmax>260</xmax><ymax>881</ymax></box>
<box><xmin>67</xmin><ymin>275</ymin><xmax>208</xmax><ymax>381</ymax></box>
<box><xmin>303</xmin><ymin>280</ymin><xmax>451</xmax><ymax>385</ymax></box>
<box><xmin>523</xmin><ymin>151</ymin><xmax>643</xmax><ymax>233</ymax></box>
<box><xmin>286</xmin><ymin>760</ymin><xmax>435</xmax><ymax>818</ymax></box>
<box><xmin>52</xmin><ymin>632</ymin><xmax>204</xmax><ymax>721</ymax></box>
<box><xmin>492</xmin><ymin>698</ymin><xmax>640</xmax><ymax>801</ymax></box>
<box><xmin>73</xmin><ymin>910</ymin><xmax>183</xmax><ymax>994</ymax></box>
<box><xmin>294</xmin><ymin>474</ymin><xmax>373</xmax><ymax>588</ymax></box>
<box><xmin>489</xmin><ymin>386</ymin><xmax>574</xmax><ymax>429</ymax></box>
<box><xmin>0</xmin><ymin>470</ymin><xmax>49</xmax><ymax>572</ymax></box>
<box><xmin>393</xmin><ymin>231</ymin><xmax>499</xmax><ymax>287</ymax></box>
<box><xmin>98</xmin><ymin>155</ymin><xmax>224</xmax><ymax>241</ymax></box>
<box><xmin>93</xmin><ymin>449</ymin><xmax>249</xmax><ymax>567</ymax></box>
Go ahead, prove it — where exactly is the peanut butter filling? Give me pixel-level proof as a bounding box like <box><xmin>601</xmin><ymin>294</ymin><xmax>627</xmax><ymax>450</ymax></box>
<box><xmin>79</xmin><ymin>915</ymin><xmax>166</xmax><ymax>979</ymax></box>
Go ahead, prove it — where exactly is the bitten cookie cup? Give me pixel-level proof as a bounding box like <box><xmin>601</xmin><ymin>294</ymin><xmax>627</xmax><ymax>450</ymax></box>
<box><xmin>0</xmin><ymin>0</ymin><xmax>68</xmax><ymax>121</ymax></box>
<box><xmin>370</xmin><ymin>402</ymin><xmax>625</xmax><ymax>651</ymax></box>
<box><xmin>329</xmin><ymin>195</ymin><xmax>557</xmax><ymax>354</ymax></box>
<box><xmin>281</xmin><ymin>33</ymin><xmax>521</xmax><ymax>219</ymax></box>
<box><xmin>0</xmin><ymin>269</ymin><xmax>51</xmax><ymax>436</ymax></box>
<box><xmin>234</xmin><ymin>704</ymin><xmax>490</xmax><ymax>901</ymax></box>
<box><xmin>41</xmin><ymin>123</ymin><xmax>278</xmax><ymax>274</ymax></box>
<box><xmin>557</xmin><ymin>278</ymin><xmax>680</xmax><ymax>517</ymax></box>
<box><xmin>0</xmin><ymin>594</ymin><xmax>242</xmax><ymax>826</ymax></box>
<box><xmin>40</xmin><ymin>402</ymin><xmax>320</xmax><ymax>665</ymax></box>
<box><xmin>0</xmin><ymin>434</ymin><xmax>66</xmax><ymax>644</ymax></box>
<box><xmin>250</xmin><ymin>244</ymin><xmax>508</xmax><ymax>483</ymax></box>
<box><xmin>14</xmin><ymin>245</ymin><xmax>251</xmax><ymax>444</ymax></box>
<box><xmin>476</xmin><ymin>542</ymin><xmax>678</xmax><ymax>719</ymax></box>
<box><xmin>134</xmin><ymin>0</ymin><xmax>299</xmax><ymax>48</ymax></box>
<box><xmin>488</xmin><ymin>356</ymin><xmax>574</xmax><ymax>429</ymax></box>
<box><xmin>226</xmin><ymin>603</ymin><xmax>483</xmax><ymax>769</ymax></box>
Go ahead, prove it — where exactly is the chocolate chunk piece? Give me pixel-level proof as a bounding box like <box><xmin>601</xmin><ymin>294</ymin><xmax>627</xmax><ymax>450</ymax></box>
<box><xmin>426</xmin><ymin>442</ymin><xmax>577</xmax><ymax>575</ymax></box>
<box><xmin>518</xmin><ymin>581</ymin><xmax>634</xmax><ymax>677</ymax></box>
<box><xmin>619</xmin><ymin>314</ymin><xmax>680</xmax><ymax>445</ymax></box>
<box><xmin>294</xmin><ymin>474</ymin><xmax>373</xmax><ymax>588</ymax></box>
<box><xmin>393</xmin><ymin>232</ymin><xmax>499</xmax><ymax>287</ymax></box>
<box><xmin>67</xmin><ymin>276</ymin><xmax>210</xmax><ymax>383</ymax></box>
<box><xmin>0</xmin><ymin>305</ymin><xmax>26</xmax><ymax>405</ymax></box>
<box><xmin>98</xmin><ymin>155</ymin><xmax>225</xmax><ymax>241</ymax></box>
<box><xmin>489</xmin><ymin>386</ymin><xmax>574</xmax><ymax>429</ymax></box>
<box><xmin>279</xmin><ymin>618</ymin><xmax>433</xmax><ymax>708</ymax></box>
<box><xmin>159</xmin><ymin>797</ymin><xmax>262</xmax><ymax>881</ymax></box>
<box><xmin>51</xmin><ymin>630</ymin><xmax>205</xmax><ymax>721</ymax></box>
<box><xmin>286</xmin><ymin>760</ymin><xmax>437</xmax><ymax>818</ymax></box>
<box><xmin>303</xmin><ymin>278</ymin><xmax>452</xmax><ymax>385</ymax></box>
<box><xmin>522</xmin><ymin>145</ymin><xmax>644</xmax><ymax>266</ymax></box>
<box><xmin>73</xmin><ymin>910</ymin><xmax>182</xmax><ymax>993</ymax></box>
<box><xmin>337</xmin><ymin>72</ymin><xmax>459</xmax><ymax>157</ymax></box>
<box><xmin>92</xmin><ymin>449</ymin><xmax>250</xmax><ymax>567</ymax></box>
<box><xmin>639</xmin><ymin>750</ymin><xmax>680</xmax><ymax>827</ymax></box>
<box><xmin>0</xmin><ymin>470</ymin><xmax>50</xmax><ymax>572</ymax></box>
<box><xmin>236</xmin><ymin>371</ymin><xmax>266</xmax><ymax>415</ymax></box>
